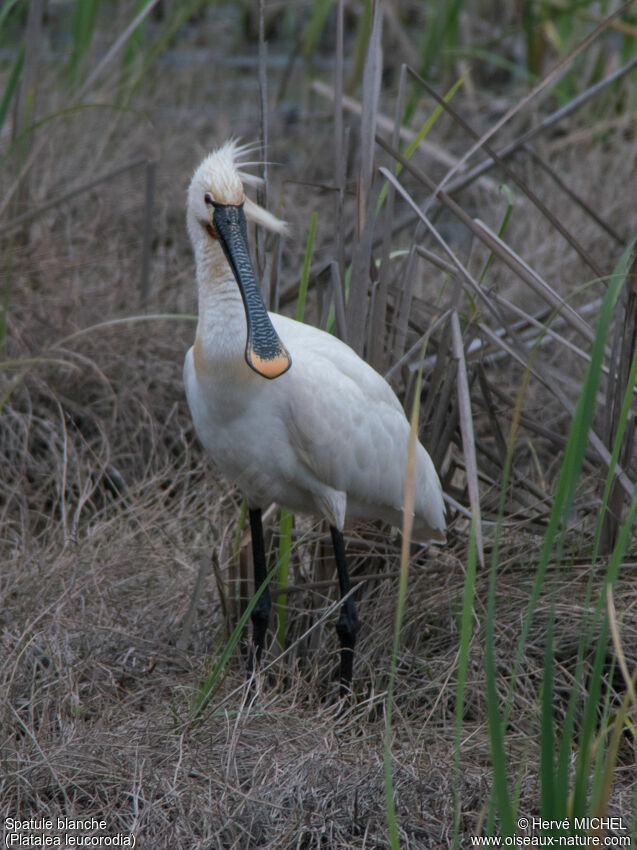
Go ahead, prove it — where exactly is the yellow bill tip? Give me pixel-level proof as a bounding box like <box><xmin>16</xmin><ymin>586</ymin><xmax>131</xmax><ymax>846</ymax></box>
<box><xmin>246</xmin><ymin>345</ymin><xmax>292</xmax><ymax>379</ymax></box>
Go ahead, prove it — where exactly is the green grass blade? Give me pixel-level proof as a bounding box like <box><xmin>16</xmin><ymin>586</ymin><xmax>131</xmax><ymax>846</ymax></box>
<box><xmin>523</xmin><ymin>0</ymin><xmax>542</xmax><ymax>77</ymax></box>
<box><xmin>453</xmin><ymin>516</ymin><xmax>478</xmax><ymax>849</ymax></box>
<box><xmin>591</xmin><ymin>241</ymin><xmax>637</xmax><ymax>563</ymax></box>
<box><xmin>301</xmin><ymin>0</ymin><xmax>335</xmax><ymax>60</ymax></box>
<box><xmin>69</xmin><ymin>0</ymin><xmax>100</xmax><ymax>81</ymax></box>
<box><xmin>540</xmin><ymin>608</ymin><xmax>556</xmax><ymax>820</ymax></box>
<box><xmin>325</xmin><ymin>263</ymin><xmax>351</xmax><ymax>335</ymax></box>
<box><xmin>589</xmin><ymin>655</ymin><xmax>616</xmax><ymax>817</ymax></box>
<box><xmin>484</xmin><ymin>547</ymin><xmax>515</xmax><ymax>835</ymax></box>
<box><xmin>481</xmin><ymin>245</ymin><xmax>622</xmax><ymax>826</ymax></box>
<box><xmin>0</xmin><ymin>46</ymin><xmax>24</xmax><ymax>135</ymax></box>
<box><xmin>484</xmin><ymin>356</ymin><xmax>535</xmax><ymax>834</ymax></box>
<box><xmin>296</xmin><ymin>211</ymin><xmax>317</xmax><ymax>322</ymax></box>
<box><xmin>555</xmin><ymin>642</ymin><xmax>582</xmax><ymax>814</ymax></box>
<box><xmin>192</xmin><ymin>554</ymin><xmax>282</xmax><ymax>717</ymax></box>
<box><xmin>346</xmin><ymin>0</ymin><xmax>372</xmax><ymax>93</ymax></box>
<box><xmin>486</xmin><ymin>244</ymin><xmax>632</xmax><ymax>829</ymax></box>
<box><xmin>447</xmin><ymin>46</ymin><xmax>538</xmax><ymax>84</ymax></box>
<box><xmin>477</xmin><ymin>184</ymin><xmax>515</xmax><ymax>288</ymax></box>
<box><xmin>502</xmin><ymin>243</ymin><xmax>633</xmax><ymax>730</ymax></box>
<box><xmin>418</xmin><ymin>0</ymin><xmax>465</xmax><ymax>79</ymax></box>
<box><xmin>538</xmin><ymin>244</ymin><xmax>635</xmax><ymax>814</ymax></box>
<box><xmin>572</xmin><ymin>615</ymin><xmax>609</xmax><ymax>816</ymax></box>
<box><xmin>275</xmin><ymin>509</ymin><xmax>293</xmax><ymax>649</ymax></box>
<box><xmin>593</xmin><ymin>667</ymin><xmax>637</xmax><ymax>818</ymax></box>
<box><xmin>402</xmin><ymin>0</ymin><xmax>465</xmax><ymax>123</ymax></box>
<box><xmin>0</xmin><ymin>0</ymin><xmax>22</xmax><ymax>34</ymax></box>
<box><xmin>485</xmin><ymin>240</ymin><xmax>635</xmax><ymax>829</ymax></box>
<box><xmin>124</xmin><ymin>0</ymin><xmax>150</xmax><ymax>67</ymax></box>
<box><xmin>573</xmin><ymin>489</ymin><xmax>637</xmax><ymax>814</ymax></box>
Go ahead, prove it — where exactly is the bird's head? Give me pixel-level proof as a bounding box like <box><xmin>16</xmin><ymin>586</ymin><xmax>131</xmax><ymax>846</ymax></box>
<box><xmin>187</xmin><ymin>141</ymin><xmax>291</xmax><ymax>380</ymax></box>
<box><xmin>187</xmin><ymin>140</ymin><xmax>286</xmax><ymax>251</ymax></box>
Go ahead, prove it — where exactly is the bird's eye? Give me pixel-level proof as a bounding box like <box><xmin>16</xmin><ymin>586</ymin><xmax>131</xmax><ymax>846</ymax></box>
<box><xmin>203</xmin><ymin>193</ymin><xmax>217</xmax><ymax>239</ymax></box>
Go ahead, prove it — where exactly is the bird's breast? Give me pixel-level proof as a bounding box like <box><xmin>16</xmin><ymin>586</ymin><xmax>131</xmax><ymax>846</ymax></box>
<box><xmin>184</xmin><ymin>346</ymin><xmax>295</xmax><ymax>491</ymax></box>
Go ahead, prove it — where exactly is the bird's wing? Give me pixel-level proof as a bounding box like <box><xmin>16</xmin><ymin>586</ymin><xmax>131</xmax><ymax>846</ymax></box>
<box><xmin>271</xmin><ymin>313</ymin><xmax>403</xmax><ymax>410</ymax></box>
<box><xmin>271</xmin><ymin>315</ymin><xmax>444</xmax><ymax>535</ymax></box>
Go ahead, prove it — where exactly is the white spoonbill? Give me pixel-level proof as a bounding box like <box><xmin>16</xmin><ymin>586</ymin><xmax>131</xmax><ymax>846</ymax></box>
<box><xmin>184</xmin><ymin>141</ymin><xmax>445</xmax><ymax>691</ymax></box>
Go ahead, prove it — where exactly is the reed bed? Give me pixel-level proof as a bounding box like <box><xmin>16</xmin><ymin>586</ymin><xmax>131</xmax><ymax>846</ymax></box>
<box><xmin>1</xmin><ymin>1</ymin><xmax>637</xmax><ymax>847</ymax></box>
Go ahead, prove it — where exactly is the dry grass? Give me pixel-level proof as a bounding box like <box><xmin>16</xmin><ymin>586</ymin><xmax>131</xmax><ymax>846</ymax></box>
<box><xmin>1</xmin><ymin>3</ymin><xmax>637</xmax><ymax>847</ymax></box>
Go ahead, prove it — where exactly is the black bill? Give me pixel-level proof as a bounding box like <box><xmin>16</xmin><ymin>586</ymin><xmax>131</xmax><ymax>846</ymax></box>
<box><xmin>212</xmin><ymin>201</ymin><xmax>292</xmax><ymax>379</ymax></box>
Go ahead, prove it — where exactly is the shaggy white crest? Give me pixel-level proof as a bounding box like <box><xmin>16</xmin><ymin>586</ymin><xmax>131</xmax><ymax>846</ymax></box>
<box><xmin>187</xmin><ymin>140</ymin><xmax>287</xmax><ymax>244</ymax></box>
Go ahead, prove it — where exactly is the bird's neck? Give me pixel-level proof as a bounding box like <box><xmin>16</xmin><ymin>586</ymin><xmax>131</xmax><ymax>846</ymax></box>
<box><xmin>194</xmin><ymin>241</ymin><xmax>248</xmax><ymax>369</ymax></box>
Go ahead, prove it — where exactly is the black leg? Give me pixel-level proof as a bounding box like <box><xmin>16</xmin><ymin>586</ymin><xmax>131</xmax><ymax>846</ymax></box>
<box><xmin>330</xmin><ymin>525</ymin><xmax>359</xmax><ymax>694</ymax></box>
<box><xmin>247</xmin><ymin>507</ymin><xmax>271</xmax><ymax>674</ymax></box>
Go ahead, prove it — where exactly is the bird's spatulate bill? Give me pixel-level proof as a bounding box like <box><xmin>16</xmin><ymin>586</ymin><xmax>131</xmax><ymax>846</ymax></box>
<box><xmin>212</xmin><ymin>202</ymin><xmax>291</xmax><ymax>379</ymax></box>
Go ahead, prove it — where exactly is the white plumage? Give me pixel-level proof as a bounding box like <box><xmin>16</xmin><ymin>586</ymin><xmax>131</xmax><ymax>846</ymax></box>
<box><xmin>185</xmin><ymin>312</ymin><xmax>445</xmax><ymax>540</ymax></box>
<box><xmin>184</xmin><ymin>142</ymin><xmax>445</xmax><ymax>542</ymax></box>
<box><xmin>183</xmin><ymin>141</ymin><xmax>445</xmax><ymax>689</ymax></box>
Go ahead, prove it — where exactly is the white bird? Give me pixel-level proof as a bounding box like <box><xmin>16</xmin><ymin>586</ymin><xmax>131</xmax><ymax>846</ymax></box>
<box><xmin>184</xmin><ymin>141</ymin><xmax>446</xmax><ymax>691</ymax></box>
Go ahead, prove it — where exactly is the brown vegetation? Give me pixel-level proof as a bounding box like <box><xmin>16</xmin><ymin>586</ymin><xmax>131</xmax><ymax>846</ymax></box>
<box><xmin>1</xmin><ymin>2</ymin><xmax>636</xmax><ymax>847</ymax></box>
